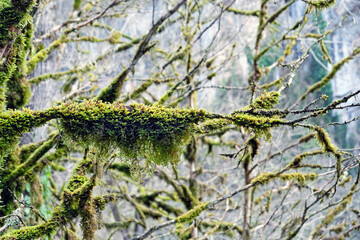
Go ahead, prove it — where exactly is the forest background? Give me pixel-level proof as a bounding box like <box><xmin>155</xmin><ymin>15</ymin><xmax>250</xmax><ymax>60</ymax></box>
<box><xmin>0</xmin><ymin>0</ymin><xmax>360</xmax><ymax>239</ymax></box>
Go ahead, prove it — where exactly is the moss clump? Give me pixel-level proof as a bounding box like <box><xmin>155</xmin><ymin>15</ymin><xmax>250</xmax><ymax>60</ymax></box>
<box><xmin>58</xmin><ymin>100</ymin><xmax>206</xmax><ymax>169</ymax></box>
<box><xmin>249</xmin><ymin>91</ymin><xmax>280</xmax><ymax>110</ymax></box>
<box><xmin>0</xmin><ymin>24</ymin><xmax>32</xmax><ymax>109</ymax></box>
<box><xmin>195</xmin><ymin>119</ymin><xmax>232</xmax><ymax>134</ymax></box>
<box><xmin>230</xmin><ymin>91</ymin><xmax>282</xmax><ymax>138</ymax></box>
<box><xmin>230</xmin><ymin>113</ymin><xmax>283</xmax><ymax>138</ymax></box>
<box><xmin>251</xmin><ymin>172</ymin><xmax>318</xmax><ymax>185</ymax></box>
<box><xmin>66</xmin><ymin>175</ymin><xmax>89</xmax><ymax>192</ymax></box>
<box><xmin>176</xmin><ymin>202</ymin><xmax>209</xmax><ymax>223</ymax></box>
<box><xmin>109</xmin><ymin>31</ymin><xmax>122</xmax><ymax>44</ymax></box>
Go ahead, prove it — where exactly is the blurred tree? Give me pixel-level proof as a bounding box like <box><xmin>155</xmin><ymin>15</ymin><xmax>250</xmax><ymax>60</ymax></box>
<box><xmin>0</xmin><ymin>0</ymin><xmax>360</xmax><ymax>239</ymax></box>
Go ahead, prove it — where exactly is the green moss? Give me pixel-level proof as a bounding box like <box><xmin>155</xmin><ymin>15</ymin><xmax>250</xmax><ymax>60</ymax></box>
<box><xmin>0</xmin><ymin>0</ymin><xmax>34</xmax><ymax>45</ymax></box>
<box><xmin>286</xmin><ymin>150</ymin><xmax>323</xmax><ymax>169</ymax></box>
<box><xmin>93</xmin><ymin>194</ymin><xmax>117</xmax><ymax>211</ymax></box>
<box><xmin>176</xmin><ymin>202</ymin><xmax>209</xmax><ymax>223</ymax></box>
<box><xmin>202</xmin><ymin>220</ymin><xmax>243</xmax><ymax>235</ymax></box>
<box><xmin>251</xmin><ymin>172</ymin><xmax>318</xmax><ymax>185</ymax></box>
<box><xmin>1</xmin><ymin>134</ymin><xmax>58</xmax><ymax>188</ymax></box>
<box><xmin>58</xmin><ymin>100</ymin><xmax>206</xmax><ymax>170</ymax></box>
<box><xmin>312</xmin><ymin>192</ymin><xmax>353</xmax><ymax>238</ymax></box>
<box><xmin>26</xmin><ymin>49</ymin><xmax>47</xmax><ymax>73</ymax></box>
<box><xmin>249</xmin><ymin>91</ymin><xmax>280</xmax><ymax>110</ymax></box>
<box><xmin>29</xmin><ymin>65</ymin><xmax>93</xmax><ymax>85</ymax></box>
<box><xmin>73</xmin><ymin>0</ymin><xmax>81</xmax><ymax>10</ymax></box>
<box><xmin>30</xmin><ymin>174</ymin><xmax>44</xmax><ymax>208</ymax></box>
<box><xmin>66</xmin><ymin>175</ymin><xmax>89</xmax><ymax>192</ymax></box>
<box><xmin>320</xmin><ymin>40</ymin><xmax>332</xmax><ymax>63</ymax></box>
<box><xmin>313</xmin><ymin>126</ymin><xmax>337</xmax><ymax>153</ymax></box>
<box><xmin>227</xmin><ymin>7</ymin><xmax>259</xmax><ymax>16</ymax></box>
<box><xmin>96</xmin><ymin>69</ymin><xmax>129</xmax><ymax>103</ymax></box>
<box><xmin>312</xmin><ymin>126</ymin><xmax>342</xmax><ymax>176</ymax></box>
<box><xmin>5</xmin><ymin>33</ymin><xmax>31</xmax><ymax>109</ymax></box>
<box><xmin>259</xmin><ymin>76</ymin><xmax>285</xmax><ymax>89</ymax></box>
<box><xmin>0</xmin><ymin>30</ymin><xmax>31</xmax><ymax>109</ymax></box>
<box><xmin>195</xmin><ymin>119</ymin><xmax>231</xmax><ymax>134</ymax></box>
<box><xmin>0</xmin><ymin>220</ymin><xmax>58</xmax><ymax>240</ymax></box>
<box><xmin>330</xmin><ymin>223</ymin><xmax>346</xmax><ymax>234</ymax></box>
<box><xmin>207</xmin><ymin>72</ymin><xmax>216</xmax><ymax>80</ymax></box>
<box><xmin>306</xmin><ymin>0</ymin><xmax>335</xmax><ymax>9</ymax></box>
<box><xmin>26</xmin><ymin>35</ymin><xmax>67</xmax><ymax>74</ymax></box>
<box><xmin>230</xmin><ymin>113</ymin><xmax>282</xmax><ymax>138</ymax></box>
<box><xmin>119</xmin><ymin>80</ymin><xmax>153</xmax><ymax>103</ymax></box>
<box><xmin>299</xmin><ymin>54</ymin><xmax>355</xmax><ymax>101</ymax></box>
<box><xmin>283</xmin><ymin>40</ymin><xmax>296</xmax><ymax>58</ymax></box>
<box><xmin>109</xmin><ymin>31</ymin><xmax>122</xmax><ymax>44</ymax></box>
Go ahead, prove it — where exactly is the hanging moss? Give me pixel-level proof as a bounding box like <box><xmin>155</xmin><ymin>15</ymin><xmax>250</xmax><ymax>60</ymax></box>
<box><xmin>248</xmin><ymin>137</ymin><xmax>260</xmax><ymax>158</ymax></box>
<box><xmin>0</xmin><ymin>0</ymin><xmax>34</xmax><ymax>46</ymax></box>
<box><xmin>57</xmin><ymin>100</ymin><xmax>206</xmax><ymax>169</ymax></box>
<box><xmin>312</xmin><ymin>126</ymin><xmax>342</xmax><ymax>176</ymax></box>
<box><xmin>5</xmin><ymin>33</ymin><xmax>31</xmax><ymax>109</ymax></box>
<box><xmin>0</xmin><ymin>33</ymin><xmax>24</xmax><ymax>109</ymax></box>
<box><xmin>30</xmin><ymin>173</ymin><xmax>44</xmax><ymax>209</ymax></box>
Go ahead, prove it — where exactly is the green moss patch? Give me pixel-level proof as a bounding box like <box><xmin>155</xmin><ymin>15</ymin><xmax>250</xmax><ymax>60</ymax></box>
<box><xmin>58</xmin><ymin>100</ymin><xmax>206</xmax><ymax>168</ymax></box>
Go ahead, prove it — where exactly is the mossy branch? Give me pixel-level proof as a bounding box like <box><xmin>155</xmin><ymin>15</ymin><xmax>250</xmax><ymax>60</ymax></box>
<box><xmin>302</xmin><ymin>0</ymin><xmax>335</xmax><ymax>9</ymax></box>
<box><xmin>1</xmin><ymin>133</ymin><xmax>59</xmax><ymax>188</ymax></box>
<box><xmin>28</xmin><ymin>64</ymin><xmax>93</xmax><ymax>85</ymax></box>
<box><xmin>227</xmin><ymin>7</ymin><xmax>260</xmax><ymax>17</ymax></box>
<box><xmin>26</xmin><ymin>35</ymin><xmax>67</xmax><ymax>74</ymax></box>
<box><xmin>298</xmin><ymin>45</ymin><xmax>360</xmax><ymax>102</ymax></box>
